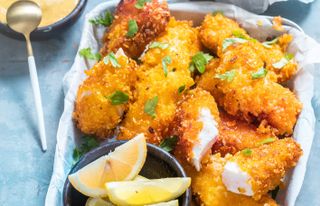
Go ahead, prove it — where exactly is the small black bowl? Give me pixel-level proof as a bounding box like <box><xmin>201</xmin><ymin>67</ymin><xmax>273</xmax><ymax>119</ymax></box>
<box><xmin>63</xmin><ymin>141</ymin><xmax>191</xmax><ymax>206</ymax></box>
<box><xmin>0</xmin><ymin>0</ymin><xmax>87</xmax><ymax>40</ymax></box>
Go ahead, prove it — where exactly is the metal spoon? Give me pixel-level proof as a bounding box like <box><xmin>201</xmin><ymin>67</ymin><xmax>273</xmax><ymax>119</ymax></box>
<box><xmin>6</xmin><ymin>0</ymin><xmax>47</xmax><ymax>152</ymax></box>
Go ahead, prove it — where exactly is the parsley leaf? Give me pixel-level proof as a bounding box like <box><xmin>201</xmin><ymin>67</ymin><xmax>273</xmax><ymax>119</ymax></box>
<box><xmin>232</xmin><ymin>30</ymin><xmax>247</xmax><ymax>39</ymax></box>
<box><xmin>272</xmin><ymin>53</ymin><xmax>294</xmax><ymax>69</ymax></box>
<box><xmin>189</xmin><ymin>52</ymin><xmax>213</xmax><ymax>74</ymax></box>
<box><xmin>135</xmin><ymin>0</ymin><xmax>152</xmax><ymax>9</ymax></box>
<box><xmin>79</xmin><ymin>48</ymin><xmax>101</xmax><ymax>61</ymax></box>
<box><xmin>127</xmin><ymin>19</ymin><xmax>138</xmax><ymax>38</ymax></box>
<box><xmin>222</xmin><ymin>38</ymin><xmax>248</xmax><ymax>51</ymax></box>
<box><xmin>162</xmin><ymin>56</ymin><xmax>172</xmax><ymax>77</ymax></box>
<box><xmin>241</xmin><ymin>148</ymin><xmax>252</xmax><ymax>156</ymax></box>
<box><xmin>215</xmin><ymin>70</ymin><xmax>236</xmax><ymax>82</ymax></box>
<box><xmin>178</xmin><ymin>85</ymin><xmax>186</xmax><ymax>94</ymax></box>
<box><xmin>144</xmin><ymin>96</ymin><xmax>158</xmax><ymax>118</ymax></box>
<box><xmin>149</xmin><ymin>42</ymin><xmax>169</xmax><ymax>49</ymax></box>
<box><xmin>107</xmin><ymin>91</ymin><xmax>129</xmax><ymax>105</ymax></box>
<box><xmin>89</xmin><ymin>11</ymin><xmax>113</xmax><ymax>27</ymax></box>
<box><xmin>251</xmin><ymin>67</ymin><xmax>268</xmax><ymax>79</ymax></box>
<box><xmin>159</xmin><ymin>136</ymin><xmax>178</xmax><ymax>152</ymax></box>
<box><xmin>73</xmin><ymin>136</ymin><xmax>99</xmax><ymax>162</ymax></box>
<box><xmin>259</xmin><ymin>137</ymin><xmax>276</xmax><ymax>145</ymax></box>
<box><xmin>103</xmin><ymin>52</ymin><xmax>121</xmax><ymax>68</ymax></box>
<box><xmin>262</xmin><ymin>37</ymin><xmax>278</xmax><ymax>48</ymax></box>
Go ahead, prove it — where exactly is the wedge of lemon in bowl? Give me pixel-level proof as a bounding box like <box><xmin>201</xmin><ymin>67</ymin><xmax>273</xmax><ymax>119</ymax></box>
<box><xmin>85</xmin><ymin>198</ymin><xmax>179</xmax><ymax>206</ymax></box>
<box><xmin>68</xmin><ymin>134</ymin><xmax>147</xmax><ymax>197</ymax></box>
<box><xmin>105</xmin><ymin>177</ymin><xmax>191</xmax><ymax>205</ymax></box>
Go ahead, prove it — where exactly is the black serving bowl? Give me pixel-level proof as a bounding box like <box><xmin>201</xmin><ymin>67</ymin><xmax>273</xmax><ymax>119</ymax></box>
<box><xmin>63</xmin><ymin>141</ymin><xmax>191</xmax><ymax>206</ymax></box>
<box><xmin>0</xmin><ymin>0</ymin><xmax>87</xmax><ymax>39</ymax></box>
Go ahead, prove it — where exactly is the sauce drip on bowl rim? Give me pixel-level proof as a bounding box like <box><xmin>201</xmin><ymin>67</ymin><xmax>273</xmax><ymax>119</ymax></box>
<box><xmin>0</xmin><ymin>0</ymin><xmax>78</xmax><ymax>27</ymax></box>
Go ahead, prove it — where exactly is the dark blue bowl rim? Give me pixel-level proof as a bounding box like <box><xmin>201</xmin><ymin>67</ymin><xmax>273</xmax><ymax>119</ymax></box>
<box><xmin>63</xmin><ymin>141</ymin><xmax>192</xmax><ymax>206</ymax></box>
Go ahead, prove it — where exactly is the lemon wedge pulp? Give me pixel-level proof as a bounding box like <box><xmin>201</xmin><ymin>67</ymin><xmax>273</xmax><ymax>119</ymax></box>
<box><xmin>105</xmin><ymin>177</ymin><xmax>191</xmax><ymax>205</ymax></box>
<box><xmin>68</xmin><ymin>134</ymin><xmax>147</xmax><ymax>197</ymax></box>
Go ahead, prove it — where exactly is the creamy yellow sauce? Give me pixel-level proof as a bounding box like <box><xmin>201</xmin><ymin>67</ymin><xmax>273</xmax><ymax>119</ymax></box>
<box><xmin>0</xmin><ymin>0</ymin><xmax>78</xmax><ymax>27</ymax></box>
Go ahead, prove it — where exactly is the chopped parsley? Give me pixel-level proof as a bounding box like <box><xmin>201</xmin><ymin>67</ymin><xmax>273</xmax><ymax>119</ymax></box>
<box><xmin>89</xmin><ymin>11</ymin><xmax>113</xmax><ymax>27</ymax></box>
<box><xmin>241</xmin><ymin>148</ymin><xmax>252</xmax><ymax>156</ymax></box>
<box><xmin>251</xmin><ymin>67</ymin><xmax>268</xmax><ymax>79</ymax></box>
<box><xmin>107</xmin><ymin>91</ymin><xmax>129</xmax><ymax>105</ymax></box>
<box><xmin>79</xmin><ymin>48</ymin><xmax>101</xmax><ymax>61</ymax></box>
<box><xmin>178</xmin><ymin>85</ymin><xmax>186</xmax><ymax>94</ymax></box>
<box><xmin>272</xmin><ymin>53</ymin><xmax>294</xmax><ymax>69</ymax></box>
<box><xmin>262</xmin><ymin>37</ymin><xmax>278</xmax><ymax>48</ymax></box>
<box><xmin>103</xmin><ymin>52</ymin><xmax>121</xmax><ymax>68</ymax></box>
<box><xmin>127</xmin><ymin>19</ymin><xmax>138</xmax><ymax>38</ymax></box>
<box><xmin>159</xmin><ymin>136</ymin><xmax>178</xmax><ymax>152</ymax></box>
<box><xmin>135</xmin><ymin>0</ymin><xmax>152</xmax><ymax>9</ymax></box>
<box><xmin>144</xmin><ymin>96</ymin><xmax>159</xmax><ymax>118</ymax></box>
<box><xmin>189</xmin><ymin>52</ymin><xmax>213</xmax><ymax>74</ymax></box>
<box><xmin>222</xmin><ymin>38</ymin><xmax>248</xmax><ymax>51</ymax></box>
<box><xmin>259</xmin><ymin>137</ymin><xmax>276</xmax><ymax>145</ymax></box>
<box><xmin>215</xmin><ymin>70</ymin><xmax>236</xmax><ymax>82</ymax></box>
<box><xmin>149</xmin><ymin>42</ymin><xmax>169</xmax><ymax>50</ymax></box>
<box><xmin>162</xmin><ymin>56</ymin><xmax>172</xmax><ymax>77</ymax></box>
<box><xmin>232</xmin><ymin>30</ymin><xmax>247</xmax><ymax>39</ymax></box>
<box><xmin>73</xmin><ymin>136</ymin><xmax>99</xmax><ymax>162</ymax></box>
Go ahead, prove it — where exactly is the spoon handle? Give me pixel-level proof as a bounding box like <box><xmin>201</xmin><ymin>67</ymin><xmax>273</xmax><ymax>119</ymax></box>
<box><xmin>28</xmin><ymin>55</ymin><xmax>47</xmax><ymax>152</ymax></box>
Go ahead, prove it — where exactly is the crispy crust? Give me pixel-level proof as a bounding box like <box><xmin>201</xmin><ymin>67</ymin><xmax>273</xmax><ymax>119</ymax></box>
<box><xmin>100</xmin><ymin>0</ymin><xmax>170</xmax><ymax>59</ymax></box>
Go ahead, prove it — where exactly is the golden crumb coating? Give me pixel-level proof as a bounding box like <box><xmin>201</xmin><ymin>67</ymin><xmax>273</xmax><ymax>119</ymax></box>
<box><xmin>141</xmin><ymin>17</ymin><xmax>202</xmax><ymax>71</ymax></box>
<box><xmin>100</xmin><ymin>0</ymin><xmax>170</xmax><ymax>59</ymax></box>
<box><xmin>212</xmin><ymin>111</ymin><xmax>277</xmax><ymax>156</ymax></box>
<box><xmin>118</xmin><ymin>19</ymin><xmax>201</xmax><ymax>143</ymax></box>
<box><xmin>228</xmin><ymin>138</ymin><xmax>302</xmax><ymax>200</ymax></box>
<box><xmin>170</xmin><ymin>88</ymin><xmax>220</xmax><ymax>169</ymax></box>
<box><xmin>73</xmin><ymin>54</ymin><xmax>137</xmax><ymax>138</ymax></box>
<box><xmin>197</xmin><ymin>42</ymin><xmax>302</xmax><ymax>136</ymax></box>
<box><xmin>182</xmin><ymin>155</ymin><xmax>278</xmax><ymax>206</ymax></box>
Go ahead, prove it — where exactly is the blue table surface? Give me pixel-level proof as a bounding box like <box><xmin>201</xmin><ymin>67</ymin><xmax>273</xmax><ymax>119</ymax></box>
<box><xmin>0</xmin><ymin>0</ymin><xmax>319</xmax><ymax>205</ymax></box>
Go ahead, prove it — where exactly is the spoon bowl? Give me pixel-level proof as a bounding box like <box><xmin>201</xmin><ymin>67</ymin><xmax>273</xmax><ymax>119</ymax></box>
<box><xmin>6</xmin><ymin>0</ymin><xmax>42</xmax><ymax>35</ymax></box>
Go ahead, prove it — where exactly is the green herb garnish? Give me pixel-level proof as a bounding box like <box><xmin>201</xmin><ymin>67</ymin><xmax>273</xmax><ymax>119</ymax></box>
<box><xmin>241</xmin><ymin>148</ymin><xmax>252</xmax><ymax>156</ymax></box>
<box><xmin>103</xmin><ymin>52</ymin><xmax>121</xmax><ymax>68</ymax></box>
<box><xmin>107</xmin><ymin>91</ymin><xmax>129</xmax><ymax>105</ymax></box>
<box><xmin>272</xmin><ymin>53</ymin><xmax>294</xmax><ymax>69</ymax></box>
<box><xmin>232</xmin><ymin>30</ymin><xmax>247</xmax><ymax>39</ymax></box>
<box><xmin>251</xmin><ymin>67</ymin><xmax>268</xmax><ymax>79</ymax></box>
<box><xmin>178</xmin><ymin>85</ymin><xmax>186</xmax><ymax>94</ymax></box>
<box><xmin>222</xmin><ymin>38</ymin><xmax>248</xmax><ymax>51</ymax></box>
<box><xmin>262</xmin><ymin>38</ymin><xmax>278</xmax><ymax>48</ymax></box>
<box><xmin>144</xmin><ymin>96</ymin><xmax>159</xmax><ymax>118</ymax></box>
<box><xmin>159</xmin><ymin>136</ymin><xmax>178</xmax><ymax>152</ymax></box>
<box><xmin>212</xmin><ymin>10</ymin><xmax>224</xmax><ymax>16</ymax></box>
<box><xmin>135</xmin><ymin>0</ymin><xmax>152</xmax><ymax>9</ymax></box>
<box><xmin>215</xmin><ymin>70</ymin><xmax>236</xmax><ymax>82</ymax></box>
<box><xmin>259</xmin><ymin>137</ymin><xmax>276</xmax><ymax>145</ymax></box>
<box><xmin>79</xmin><ymin>48</ymin><xmax>101</xmax><ymax>61</ymax></box>
<box><xmin>127</xmin><ymin>19</ymin><xmax>138</xmax><ymax>38</ymax></box>
<box><xmin>189</xmin><ymin>52</ymin><xmax>213</xmax><ymax>74</ymax></box>
<box><xmin>162</xmin><ymin>56</ymin><xmax>172</xmax><ymax>77</ymax></box>
<box><xmin>89</xmin><ymin>11</ymin><xmax>113</xmax><ymax>26</ymax></box>
<box><xmin>73</xmin><ymin>136</ymin><xmax>99</xmax><ymax>162</ymax></box>
<box><xmin>149</xmin><ymin>42</ymin><xmax>169</xmax><ymax>49</ymax></box>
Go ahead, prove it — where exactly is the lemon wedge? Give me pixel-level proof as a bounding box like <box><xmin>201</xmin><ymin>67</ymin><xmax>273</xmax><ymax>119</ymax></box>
<box><xmin>105</xmin><ymin>177</ymin><xmax>191</xmax><ymax>205</ymax></box>
<box><xmin>148</xmin><ymin>200</ymin><xmax>179</xmax><ymax>206</ymax></box>
<box><xmin>85</xmin><ymin>198</ymin><xmax>114</xmax><ymax>206</ymax></box>
<box><xmin>68</xmin><ymin>134</ymin><xmax>147</xmax><ymax>197</ymax></box>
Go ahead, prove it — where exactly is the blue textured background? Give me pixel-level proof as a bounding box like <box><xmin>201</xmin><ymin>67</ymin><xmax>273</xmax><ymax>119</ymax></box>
<box><xmin>0</xmin><ymin>0</ymin><xmax>319</xmax><ymax>205</ymax></box>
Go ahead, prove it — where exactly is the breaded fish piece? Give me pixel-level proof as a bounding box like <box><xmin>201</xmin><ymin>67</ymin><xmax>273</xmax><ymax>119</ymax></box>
<box><xmin>170</xmin><ymin>88</ymin><xmax>220</xmax><ymax>171</ymax></box>
<box><xmin>212</xmin><ymin>111</ymin><xmax>277</xmax><ymax>156</ymax></box>
<box><xmin>197</xmin><ymin>43</ymin><xmax>302</xmax><ymax>136</ymax></box>
<box><xmin>141</xmin><ymin>17</ymin><xmax>202</xmax><ymax>71</ymax></box>
<box><xmin>199</xmin><ymin>13</ymin><xmax>298</xmax><ymax>82</ymax></box>
<box><xmin>118</xmin><ymin>19</ymin><xmax>201</xmax><ymax>143</ymax></box>
<box><xmin>183</xmin><ymin>155</ymin><xmax>278</xmax><ymax>206</ymax></box>
<box><xmin>100</xmin><ymin>0</ymin><xmax>170</xmax><ymax>59</ymax></box>
<box><xmin>222</xmin><ymin>138</ymin><xmax>302</xmax><ymax>200</ymax></box>
<box><xmin>73</xmin><ymin>51</ymin><xmax>137</xmax><ymax>138</ymax></box>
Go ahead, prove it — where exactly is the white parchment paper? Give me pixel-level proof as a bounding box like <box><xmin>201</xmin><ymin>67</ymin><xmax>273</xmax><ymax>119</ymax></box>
<box><xmin>45</xmin><ymin>1</ymin><xmax>320</xmax><ymax>206</ymax></box>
